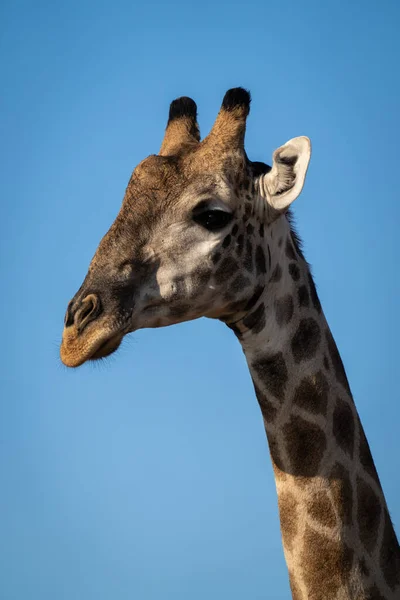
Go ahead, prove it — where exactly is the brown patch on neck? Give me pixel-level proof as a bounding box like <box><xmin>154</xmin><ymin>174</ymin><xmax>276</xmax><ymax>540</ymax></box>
<box><xmin>279</xmin><ymin>491</ymin><xmax>299</xmax><ymax>553</ymax></box>
<box><xmin>282</xmin><ymin>416</ymin><xmax>327</xmax><ymax>477</ymax></box>
<box><xmin>301</xmin><ymin>526</ymin><xmax>354</xmax><ymax>597</ymax></box>
<box><xmin>307</xmin><ymin>491</ymin><xmax>337</xmax><ymax>529</ymax></box>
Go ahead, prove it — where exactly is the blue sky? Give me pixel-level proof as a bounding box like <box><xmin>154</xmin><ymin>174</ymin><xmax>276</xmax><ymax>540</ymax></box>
<box><xmin>1</xmin><ymin>1</ymin><xmax>399</xmax><ymax>598</ymax></box>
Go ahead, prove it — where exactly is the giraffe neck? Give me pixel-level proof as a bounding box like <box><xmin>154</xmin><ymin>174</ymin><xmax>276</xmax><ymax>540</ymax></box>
<box><xmin>230</xmin><ymin>217</ymin><xmax>400</xmax><ymax>599</ymax></box>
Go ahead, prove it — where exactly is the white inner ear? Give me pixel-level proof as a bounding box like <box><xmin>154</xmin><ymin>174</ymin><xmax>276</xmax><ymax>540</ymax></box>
<box><xmin>260</xmin><ymin>136</ymin><xmax>311</xmax><ymax>211</ymax></box>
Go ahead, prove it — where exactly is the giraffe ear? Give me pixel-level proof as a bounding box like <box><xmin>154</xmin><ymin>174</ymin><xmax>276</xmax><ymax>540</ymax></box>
<box><xmin>259</xmin><ymin>137</ymin><xmax>311</xmax><ymax>211</ymax></box>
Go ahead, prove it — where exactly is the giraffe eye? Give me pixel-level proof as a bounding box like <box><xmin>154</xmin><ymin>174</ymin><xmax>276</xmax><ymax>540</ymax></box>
<box><xmin>193</xmin><ymin>209</ymin><xmax>233</xmax><ymax>231</ymax></box>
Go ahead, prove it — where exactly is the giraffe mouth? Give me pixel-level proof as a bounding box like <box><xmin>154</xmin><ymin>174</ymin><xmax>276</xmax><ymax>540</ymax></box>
<box><xmin>60</xmin><ymin>324</ymin><xmax>123</xmax><ymax>368</ymax></box>
<box><xmin>89</xmin><ymin>334</ymin><xmax>123</xmax><ymax>361</ymax></box>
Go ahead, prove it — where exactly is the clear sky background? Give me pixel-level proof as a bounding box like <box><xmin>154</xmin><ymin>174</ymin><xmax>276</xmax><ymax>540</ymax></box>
<box><xmin>1</xmin><ymin>1</ymin><xmax>399</xmax><ymax>599</ymax></box>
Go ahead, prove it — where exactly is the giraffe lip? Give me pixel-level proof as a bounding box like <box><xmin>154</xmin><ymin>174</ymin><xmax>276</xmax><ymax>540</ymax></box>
<box><xmin>89</xmin><ymin>333</ymin><xmax>123</xmax><ymax>361</ymax></box>
<box><xmin>60</xmin><ymin>326</ymin><xmax>124</xmax><ymax>367</ymax></box>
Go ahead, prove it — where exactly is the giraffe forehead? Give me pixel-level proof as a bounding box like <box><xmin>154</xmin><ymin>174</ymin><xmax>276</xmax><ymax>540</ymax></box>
<box><xmin>131</xmin><ymin>147</ymin><xmax>250</xmax><ymax>199</ymax></box>
<box><xmin>129</xmin><ymin>155</ymin><xmax>186</xmax><ymax>198</ymax></box>
<box><xmin>177</xmin><ymin>173</ymin><xmax>237</xmax><ymax>209</ymax></box>
<box><xmin>126</xmin><ymin>159</ymin><xmax>243</xmax><ymax>218</ymax></box>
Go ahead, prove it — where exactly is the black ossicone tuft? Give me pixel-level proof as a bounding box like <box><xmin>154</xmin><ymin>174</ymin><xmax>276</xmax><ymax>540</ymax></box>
<box><xmin>222</xmin><ymin>87</ymin><xmax>251</xmax><ymax>114</ymax></box>
<box><xmin>168</xmin><ymin>96</ymin><xmax>198</xmax><ymax>124</ymax></box>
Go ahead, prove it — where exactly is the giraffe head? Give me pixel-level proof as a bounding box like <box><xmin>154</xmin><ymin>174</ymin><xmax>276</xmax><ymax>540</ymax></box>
<box><xmin>60</xmin><ymin>88</ymin><xmax>311</xmax><ymax>367</ymax></box>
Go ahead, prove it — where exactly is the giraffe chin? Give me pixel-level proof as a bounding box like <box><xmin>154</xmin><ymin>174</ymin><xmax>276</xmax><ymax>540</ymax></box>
<box><xmin>60</xmin><ymin>326</ymin><xmax>123</xmax><ymax>368</ymax></box>
<box><xmin>89</xmin><ymin>334</ymin><xmax>123</xmax><ymax>361</ymax></box>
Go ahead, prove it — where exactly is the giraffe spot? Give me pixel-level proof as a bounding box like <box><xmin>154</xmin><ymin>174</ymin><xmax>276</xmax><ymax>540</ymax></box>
<box><xmin>222</xmin><ymin>234</ymin><xmax>231</xmax><ymax>248</ymax></box>
<box><xmin>289</xmin><ymin>262</ymin><xmax>300</xmax><ymax>281</ymax></box>
<box><xmin>297</xmin><ymin>285</ymin><xmax>310</xmax><ymax>308</ymax></box>
<box><xmin>293</xmin><ymin>371</ymin><xmax>329</xmax><ymax>415</ymax></box>
<box><xmin>236</xmin><ymin>234</ymin><xmax>244</xmax><ymax>256</ymax></box>
<box><xmin>325</xmin><ymin>329</ymin><xmax>351</xmax><ymax>393</ymax></box>
<box><xmin>246</xmin><ymin>223</ymin><xmax>254</xmax><ymax>235</ymax></box>
<box><xmin>255</xmin><ymin>245</ymin><xmax>266</xmax><ymax>276</ymax></box>
<box><xmin>214</xmin><ymin>257</ymin><xmax>238</xmax><ymax>283</ymax></box>
<box><xmin>283</xmin><ymin>415</ymin><xmax>327</xmax><ymax>477</ymax></box>
<box><xmin>244</xmin><ymin>239</ymin><xmax>253</xmax><ymax>272</ymax></box>
<box><xmin>357</xmin><ymin>477</ymin><xmax>382</xmax><ymax>555</ymax></box>
<box><xmin>275</xmin><ymin>294</ymin><xmax>294</xmax><ymax>327</ymax></box>
<box><xmin>245</xmin><ymin>194</ymin><xmax>252</xmax><ymax>201</ymax></box>
<box><xmin>193</xmin><ymin>268</ymin><xmax>209</xmax><ymax>287</ymax></box>
<box><xmin>270</xmin><ymin>263</ymin><xmax>282</xmax><ymax>283</ymax></box>
<box><xmin>358</xmin><ymin>423</ymin><xmax>381</xmax><ymax>483</ymax></box>
<box><xmin>307</xmin><ymin>491</ymin><xmax>337</xmax><ymax>529</ymax></box>
<box><xmin>330</xmin><ymin>462</ymin><xmax>353</xmax><ymax>526</ymax></box>
<box><xmin>245</xmin><ymin>202</ymin><xmax>252</xmax><ymax>216</ymax></box>
<box><xmin>308</xmin><ymin>272</ymin><xmax>322</xmax><ymax>313</ymax></box>
<box><xmin>254</xmin><ymin>385</ymin><xmax>277</xmax><ymax>422</ymax></box>
<box><xmin>231</xmin><ymin>223</ymin><xmax>239</xmax><ymax>236</ymax></box>
<box><xmin>251</xmin><ymin>351</ymin><xmax>288</xmax><ymax>400</ymax></box>
<box><xmin>259</xmin><ymin>223</ymin><xmax>264</xmax><ymax>238</ymax></box>
<box><xmin>333</xmin><ymin>398</ymin><xmax>355</xmax><ymax>458</ymax></box>
<box><xmin>291</xmin><ymin>318</ymin><xmax>321</xmax><ymax>363</ymax></box>
<box><xmin>323</xmin><ymin>354</ymin><xmax>330</xmax><ymax>371</ymax></box>
<box><xmin>243</xmin><ymin>303</ymin><xmax>266</xmax><ymax>334</ymax></box>
<box><xmin>212</xmin><ymin>252</ymin><xmax>221</xmax><ymax>264</ymax></box>
<box><xmin>242</xmin><ymin>213</ymin><xmax>249</xmax><ymax>223</ymax></box>
<box><xmin>229</xmin><ymin>274</ymin><xmax>251</xmax><ymax>293</ymax></box>
<box><xmin>278</xmin><ymin>237</ymin><xmax>283</xmax><ymax>248</ymax></box>
<box><xmin>279</xmin><ymin>491</ymin><xmax>298</xmax><ymax>552</ymax></box>
<box><xmin>302</xmin><ymin>526</ymin><xmax>354</xmax><ymax>597</ymax></box>
<box><xmin>286</xmin><ymin>238</ymin><xmax>297</xmax><ymax>260</ymax></box>
<box><xmin>244</xmin><ymin>285</ymin><xmax>264</xmax><ymax>311</ymax></box>
<box><xmin>380</xmin><ymin>509</ymin><xmax>400</xmax><ymax>590</ymax></box>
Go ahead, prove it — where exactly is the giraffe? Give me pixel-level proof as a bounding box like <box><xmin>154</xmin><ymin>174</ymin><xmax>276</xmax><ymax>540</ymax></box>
<box><xmin>60</xmin><ymin>88</ymin><xmax>400</xmax><ymax>599</ymax></box>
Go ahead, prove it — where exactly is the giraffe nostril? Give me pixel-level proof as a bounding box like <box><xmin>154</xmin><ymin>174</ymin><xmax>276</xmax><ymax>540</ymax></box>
<box><xmin>64</xmin><ymin>300</ymin><xmax>75</xmax><ymax>327</ymax></box>
<box><xmin>74</xmin><ymin>294</ymin><xmax>101</xmax><ymax>333</ymax></box>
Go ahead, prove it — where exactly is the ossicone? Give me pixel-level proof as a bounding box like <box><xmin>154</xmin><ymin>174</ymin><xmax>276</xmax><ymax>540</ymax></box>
<box><xmin>203</xmin><ymin>87</ymin><xmax>251</xmax><ymax>151</ymax></box>
<box><xmin>160</xmin><ymin>96</ymin><xmax>200</xmax><ymax>156</ymax></box>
